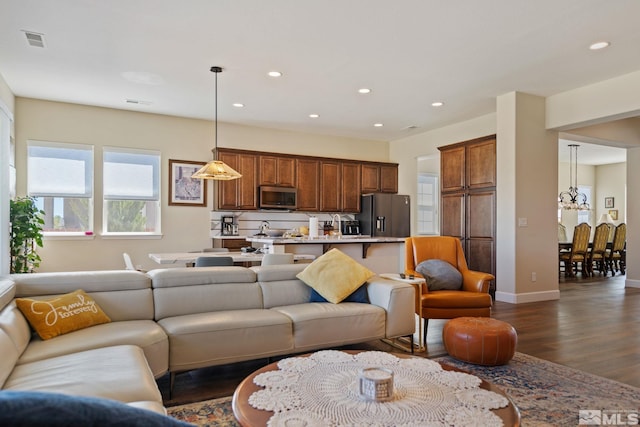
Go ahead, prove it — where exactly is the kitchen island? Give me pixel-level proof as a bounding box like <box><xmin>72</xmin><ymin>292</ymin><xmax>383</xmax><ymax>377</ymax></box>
<box><xmin>245</xmin><ymin>236</ymin><xmax>406</xmax><ymax>274</ymax></box>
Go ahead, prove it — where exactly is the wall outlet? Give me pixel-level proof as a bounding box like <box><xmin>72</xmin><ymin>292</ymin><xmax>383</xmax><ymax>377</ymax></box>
<box><xmin>531</xmin><ymin>272</ymin><xmax>537</xmax><ymax>282</ymax></box>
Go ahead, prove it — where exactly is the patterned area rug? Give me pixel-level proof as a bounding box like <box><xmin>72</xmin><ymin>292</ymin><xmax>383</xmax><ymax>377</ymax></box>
<box><xmin>167</xmin><ymin>352</ymin><xmax>640</xmax><ymax>426</ymax></box>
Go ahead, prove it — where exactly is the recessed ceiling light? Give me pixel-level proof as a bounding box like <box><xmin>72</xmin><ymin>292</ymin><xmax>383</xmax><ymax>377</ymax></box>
<box><xmin>358</xmin><ymin>88</ymin><xmax>371</xmax><ymax>94</ymax></box>
<box><xmin>431</xmin><ymin>101</ymin><xmax>444</xmax><ymax>107</ymax></box>
<box><xmin>233</xmin><ymin>103</ymin><xmax>244</xmax><ymax>108</ymax></box>
<box><xmin>373</xmin><ymin>123</ymin><xmax>383</xmax><ymax>127</ymax></box>
<box><xmin>268</xmin><ymin>71</ymin><xmax>283</xmax><ymax>77</ymax></box>
<box><xmin>589</xmin><ymin>41</ymin><xmax>610</xmax><ymax>50</ymax></box>
<box><xmin>309</xmin><ymin>114</ymin><xmax>320</xmax><ymax>118</ymax></box>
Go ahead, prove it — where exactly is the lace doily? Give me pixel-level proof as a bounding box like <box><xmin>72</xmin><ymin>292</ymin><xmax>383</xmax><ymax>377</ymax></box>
<box><xmin>248</xmin><ymin>350</ymin><xmax>509</xmax><ymax>426</ymax></box>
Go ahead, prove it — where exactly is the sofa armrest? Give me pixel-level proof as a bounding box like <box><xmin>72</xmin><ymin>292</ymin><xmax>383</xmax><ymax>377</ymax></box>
<box><xmin>366</xmin><ymin>277</ymin><xmax>415</xmax><ymax>339</ymax></box>
<box><xmin>461</xmin><ymin>270</ymin><xmax>494</xmax><ymax>293</ymax></box>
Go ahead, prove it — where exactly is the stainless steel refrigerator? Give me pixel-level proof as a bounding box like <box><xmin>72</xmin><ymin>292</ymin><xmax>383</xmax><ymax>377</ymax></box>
<box><xmin>357</xmin><ymin>193</ymin><xmax>411</xmax><ymax>237</ymax></box>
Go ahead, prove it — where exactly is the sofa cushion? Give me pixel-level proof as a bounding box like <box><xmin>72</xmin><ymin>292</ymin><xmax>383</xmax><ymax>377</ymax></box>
<box><xmin>15</xmin><ymin>290</ymin><xmax>111</xmax><ymax>340</ymax></box>
<box><xmin>296</xmin><ymin>249</ymin><xmax>375</xmax><ymax>303</ymax></box>
<box><xmin>272</xmin><ymin>303</ymin><xmax>385</xmax><ymax>351</ymax></box>
<box><xmin>17</xmin><ymin>320</ymin><xmax>169</xmax><ymax>378</ymax></box>
<box><xmin>416</xmin><ymin>259</ymin><xmax>463</xmax><ymax>291</ymax></box>
<box><xmin>309</xmin><ymin>284</ymin><xmax>369</xmax><ymax>303</ymax></box>
<box><xmin>4</xmin><ymin>345</ymin><xmax>162</xmax><ymax>404</ymax></box>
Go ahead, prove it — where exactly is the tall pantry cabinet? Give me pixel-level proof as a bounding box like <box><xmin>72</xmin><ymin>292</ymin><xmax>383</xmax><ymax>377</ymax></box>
<box><xmin>439</xmin><ymin>135</ymin><xmax>496</xmax><ymax>281</ymax></box>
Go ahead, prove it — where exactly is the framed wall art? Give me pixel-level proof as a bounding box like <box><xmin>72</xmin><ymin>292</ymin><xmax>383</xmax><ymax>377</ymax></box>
<box><xmin>608</xmin><ymin>209</ymin><xmax>618</xmax><ymax>221</ymax></box>
<box><xmin>169</xmin><ymin>159</ymin><xmax>207</xmax><ymax>206</ymax></box>
<box><xmin>605</xmin><ymin>197</ymin><xmax>614</xmax><ymax>208</ymax></box>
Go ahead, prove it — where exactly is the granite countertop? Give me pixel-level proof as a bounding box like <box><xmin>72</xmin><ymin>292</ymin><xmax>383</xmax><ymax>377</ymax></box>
<box><xmin>245</xmin><ymin>236</ymin><xmax>406</xmax><ymax>244</ymax></box>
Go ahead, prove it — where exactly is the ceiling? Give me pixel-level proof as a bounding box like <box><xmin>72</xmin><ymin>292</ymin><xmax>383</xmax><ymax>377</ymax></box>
<box><xmin>1</xmin><ymin>0</ymin><xmax>640</xmax><ymax>143</ymax></box>
<box><xmin>558</xmin><ymin>140</ymin><xmax>626</xmax><ymax>165</ymax></box>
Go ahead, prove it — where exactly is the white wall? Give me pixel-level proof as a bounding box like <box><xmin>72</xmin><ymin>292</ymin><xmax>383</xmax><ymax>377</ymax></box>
<box><xmin>595</xmin><ymin>163</ymin><xmax>626</xmax><ymax>225</ymax></box>
<box><xmin>14</xmin><ymin>98</ymin><xmax>387</xmax><ymax>272</ymax></box>
<box><xmin>0</xmin><ymin>73</ymin><xmax>14</xmax><ymax>275</ymax></box>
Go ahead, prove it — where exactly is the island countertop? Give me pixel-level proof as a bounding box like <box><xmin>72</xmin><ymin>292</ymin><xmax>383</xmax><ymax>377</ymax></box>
<box><xmin>245</xmin><ymin>235</ymin><xmax>405</xmax><ymax>258</ymax></box>
<box><xmin>245</xmin><ymin>236</ymin><xmax>406</xmax><ymax>244</ymax></box>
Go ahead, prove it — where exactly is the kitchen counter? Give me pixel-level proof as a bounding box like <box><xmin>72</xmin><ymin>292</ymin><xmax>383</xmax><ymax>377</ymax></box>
<box><xmin>245</xmin><ymin>236</ymin><xmax>406</xmax><ymax>258</ymax></box>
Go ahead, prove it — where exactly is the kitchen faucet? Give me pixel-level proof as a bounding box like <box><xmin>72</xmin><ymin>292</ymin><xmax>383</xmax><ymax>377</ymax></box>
<box><xmin>331</xmin><ymin>214</ymin><xmax>342</xmax><ymax>238</ymax></box>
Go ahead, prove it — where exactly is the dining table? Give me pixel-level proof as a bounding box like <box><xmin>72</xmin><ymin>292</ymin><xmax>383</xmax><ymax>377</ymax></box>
<box><xmin>148</xmin><ymin>251</ymin><xmax>316</xmax><ymax>266</ymax></box>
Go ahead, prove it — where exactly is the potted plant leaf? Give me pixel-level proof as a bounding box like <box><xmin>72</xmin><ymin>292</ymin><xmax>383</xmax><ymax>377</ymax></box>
<box><xmin>9</xmin><ymin>196</ymin><xmax>45</xmax><ymax>273</ymax></box>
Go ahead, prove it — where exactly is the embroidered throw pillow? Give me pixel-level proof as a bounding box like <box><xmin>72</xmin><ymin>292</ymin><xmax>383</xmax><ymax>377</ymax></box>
<box><xmin>15</xmin><ymin>289</ymin><xmax>111</xmax><ymax>340</ymax></box>
<box><xmin>416</xmin><ymin>259</ymin><xmax>463</xmax><ymax>291</ymax></box>
<box><xmin>297</xmin><ymin>248</ymin><xmax>375</xmax><ymax>304</ymax></box>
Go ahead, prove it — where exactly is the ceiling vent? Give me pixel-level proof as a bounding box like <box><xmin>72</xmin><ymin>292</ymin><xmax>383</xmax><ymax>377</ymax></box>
<box><xmin>23</xmin><ymin>31</ymin><xmax>45</xmax><ymax>48</ymax></box>
<box><xmin>125</xmin><ymin>99</ymin><xmax>153</xmax><ymax>106</ymax></box>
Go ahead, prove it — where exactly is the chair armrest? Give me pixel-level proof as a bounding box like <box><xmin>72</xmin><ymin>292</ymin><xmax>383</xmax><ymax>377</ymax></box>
<box><xmin>461</xmin><ymin>270</ymin><xmax>494</xmax><ymax>293</ymax></box>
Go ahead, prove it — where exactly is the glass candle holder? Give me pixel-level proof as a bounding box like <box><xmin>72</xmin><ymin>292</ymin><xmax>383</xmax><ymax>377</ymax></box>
<box><xmin>358</xmin><ymin>367</ymin><xmax>394</xmax><ymax>401</ymax></box>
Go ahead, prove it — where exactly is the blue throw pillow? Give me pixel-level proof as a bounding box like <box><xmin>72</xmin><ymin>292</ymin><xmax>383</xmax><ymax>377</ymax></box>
<box><xmin>0</xmin><ymin>391</ymin><xmax>191</xmax><ymax>427</ymax></box>
<box><xmin>310</xmin><ymin>284</ymin><xmax>369</xmax><ymax>303</ymax></box>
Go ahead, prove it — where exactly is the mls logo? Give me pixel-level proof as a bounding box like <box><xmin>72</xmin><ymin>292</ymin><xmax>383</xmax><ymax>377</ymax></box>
<box><xmin>579</xmin><ymin>410</ymin><xmax>602</xmax><ymax>425</ymax></box>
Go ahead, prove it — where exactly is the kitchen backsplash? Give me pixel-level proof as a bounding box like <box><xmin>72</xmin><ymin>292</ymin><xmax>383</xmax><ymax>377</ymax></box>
<box><xmin>210</xmin><ymin>211</ymin><xmax>357</xmax><ymax>238</ymax></box>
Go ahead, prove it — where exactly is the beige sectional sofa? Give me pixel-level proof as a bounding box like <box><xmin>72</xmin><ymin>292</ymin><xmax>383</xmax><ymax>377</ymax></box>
<box><xmin>0</xmin><ymin>263</ymin><xmax>415</xmax><ymax>416</ymax></box>
<box><xmin>0</xmin><ymin>270</ymin><xmax>168</xmax><ymax>415</ymax></box>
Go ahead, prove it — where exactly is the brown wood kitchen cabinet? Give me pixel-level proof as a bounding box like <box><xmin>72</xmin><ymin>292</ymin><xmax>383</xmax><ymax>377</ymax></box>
<box><xmin>296</xmin><ymin>158</ymin><xmax>320</xmax><ymax>211</ymax></box>
<box><xmin>341</xmin><ymin>162</ymin><xmax>361</xmax><ymax>212</ymax></box>
<box><xmin>259</xmin><ymin>155</ymin><xmax>296</xmax><ymax>187</ymax></box>
<box><xmin>320</xmin><ymin>161</ymin><xmax>341</xmax><ymax>212</ymax></box>
<box><xmin>439</xmin><ymin>135</ymin><xmax>496</xmax><ymax>279</ymax></box>
<box><xmin>320</xmin><ymin>161</ymin><xmax>361</xmax><ymax>213</ymax></box>
<box><xmin>217</xmin><ymin>150</ymin><xmax>258</xmax><ymax>210</ymax></box>
<box><xmin>362</xmin><ymin>163</ymin><xmax>398</xmax><ymax>193</ymax></box>
<box><xmin>216</xmin><ymin>148</ymin><xmax>397</xmax><ymax>213</ymax></box>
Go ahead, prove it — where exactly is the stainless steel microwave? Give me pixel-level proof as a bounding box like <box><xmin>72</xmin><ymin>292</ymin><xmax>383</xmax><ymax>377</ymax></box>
<box><xmin>259</xmin><ymin>186</ymin><xmax>297</xmax><ymax>210</ymax></box>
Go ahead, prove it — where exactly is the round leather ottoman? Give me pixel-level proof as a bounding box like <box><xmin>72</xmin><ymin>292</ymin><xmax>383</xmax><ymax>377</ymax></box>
<box><xmin>443</xmin><ymin>317</ymin><xmax>517</xmax><ymax>366</ymax></box>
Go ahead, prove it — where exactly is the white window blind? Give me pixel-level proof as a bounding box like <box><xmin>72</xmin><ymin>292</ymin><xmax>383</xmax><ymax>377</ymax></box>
<box><xmin>27</xmin><ymin>141</ymin><xmax>93</xmax><ymax>197</ymax></box>
<box><xmin>103</xmin><ymin>148</ymin><xmax>160</xmax><ymax>201</ymax></box>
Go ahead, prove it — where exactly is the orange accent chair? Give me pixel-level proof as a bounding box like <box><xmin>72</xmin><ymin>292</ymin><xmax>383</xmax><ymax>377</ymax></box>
<box><xmin>404</xmin><ymin>236</ymin><xmax>494</xmax><ymax>346</ymax></box>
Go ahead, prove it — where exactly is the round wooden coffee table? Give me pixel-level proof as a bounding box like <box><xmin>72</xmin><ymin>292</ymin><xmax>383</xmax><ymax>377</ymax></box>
<box><xmin>232</xmin><ymin>351</ymin><xmax>521</xmax><ymax>426</ymax></box>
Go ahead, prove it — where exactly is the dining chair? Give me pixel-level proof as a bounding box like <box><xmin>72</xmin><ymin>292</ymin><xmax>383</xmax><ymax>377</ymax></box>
<box><xmin>559</xmin><ymin>222</ymin><xmax>591</xmax><ymax>277</ymax></box>
<box><xmin>194</xmin><ymin>256</ymin><xmax>234</xmax><ymax>267</ymax></box>
<box><xmin>123</xmin><ymin>253</ymin><xmax>146</xmax><ymax>272</ymax></box>
<box><xmin>587</xmin><ymin>223</ymin><xmax>611</xmax><ymax>276</ymax></box>
<box><xmin>558</xmin><ymin>223</ymin><xmax>568</xmax><ymax>243</ymax></box>
<box><xmin>261</xmin><ymin>253</ymin><xmax>294</xmax><ymax>266</ymax></box>
<box><xmin>605</xmin><ymin>223</ymin><xmax>626</xmax><ymax>276</ymax></box>
<box><xmin>123</xmin><ymin>252</ymin><xmax>136</xmax><ymax>270</ymax></box>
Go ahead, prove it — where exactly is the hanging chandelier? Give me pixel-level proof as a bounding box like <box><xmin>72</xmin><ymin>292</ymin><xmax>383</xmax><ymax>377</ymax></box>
<box><xmin>558</xmin><ymin>144</ymin><xmax>589</xmax><ymax>210</ymax></box>
<box><xmin>192</xmin><ymin>66</ymin><xmax>242</xmax><ymax>180</ymax></box>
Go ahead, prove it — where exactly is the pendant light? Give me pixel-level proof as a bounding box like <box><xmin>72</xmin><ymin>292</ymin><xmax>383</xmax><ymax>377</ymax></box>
<box><xmin>558</xmin><ymin>144</ymin><xmax>589</xmax><ymax>210</ymax></box>
<box><xmin>192</xmin><ymin>66</ymin><xmax>242</xmax><ymax>180</ymax></box>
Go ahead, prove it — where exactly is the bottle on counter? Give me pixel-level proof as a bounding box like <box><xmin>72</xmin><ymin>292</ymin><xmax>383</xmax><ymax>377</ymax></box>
<box><xmin>323</xmin><ymin>221</ymin><xmax>333</xmax><ymax>235</ymax></box>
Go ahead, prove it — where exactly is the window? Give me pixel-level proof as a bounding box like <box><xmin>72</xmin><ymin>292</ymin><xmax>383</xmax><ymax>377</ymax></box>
<box><xmin>103</xmin><ymin>147</ymin><xmax>160</xmax><ymax>235</ymax></box>
<box><xmin>27</xmin><ymin>140</ymin><xmax>93</xmax><ymax>234</ymax></box>
<box><xmin>417</xmin><ymin>173</ymin><xmax>439</xmax><ymax>235</ymax></box>
<box><xmin>577</xmin><ymin>186</ymin><xmax>592</xmax><ymax>225</ymax></box>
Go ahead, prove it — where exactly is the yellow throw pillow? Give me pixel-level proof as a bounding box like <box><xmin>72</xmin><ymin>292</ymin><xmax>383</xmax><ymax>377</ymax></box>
<box><xmin>15</xmin><ymin>289</ymin><xmax>111</xmax><ymax>340</ymax></box>
<box><xmin>296</xmin><ymin>248</ymin><xmax>375</xmax><ymax>303</ymax></box>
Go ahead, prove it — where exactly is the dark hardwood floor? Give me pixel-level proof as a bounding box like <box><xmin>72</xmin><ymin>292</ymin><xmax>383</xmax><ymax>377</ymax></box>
<box><xmin>158</xmin><ymin>273</ymin><xmax>640</xmax><ymax>406</ymax></box>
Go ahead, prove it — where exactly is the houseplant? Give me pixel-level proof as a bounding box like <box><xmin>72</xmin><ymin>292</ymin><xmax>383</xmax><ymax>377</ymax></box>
<box><xmin>9</xmin><ymin>196</ymin><xmax>45</xmax><ymax>273</ymax></box>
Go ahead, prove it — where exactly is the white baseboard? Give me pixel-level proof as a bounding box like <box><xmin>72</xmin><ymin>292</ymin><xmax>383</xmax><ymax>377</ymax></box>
<box><xmin>625</xmin><ymin>278</ymin><xmax>640</xmax><ymax>288</ymax></box>
<box><xmin>495</xmin><ymin>290</ymin><xmax>560</xmax><ymax>304</ymax></box>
